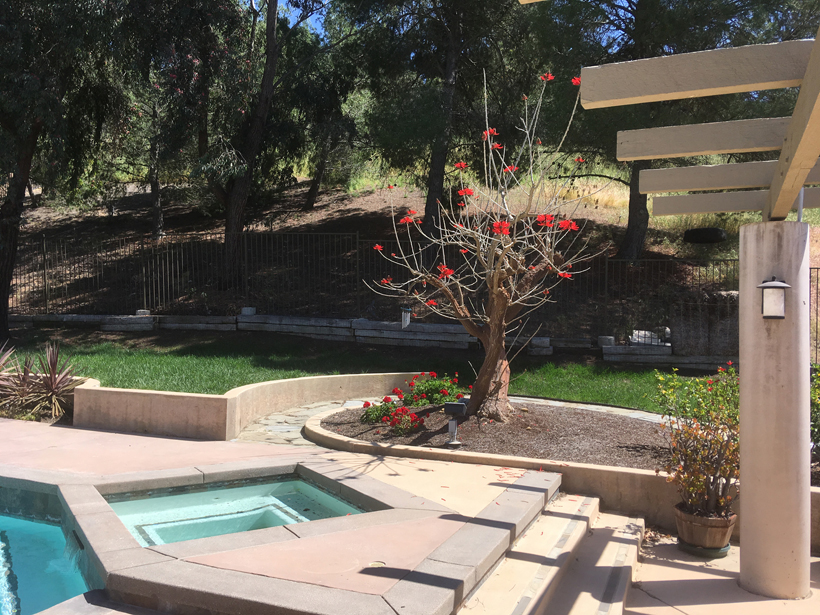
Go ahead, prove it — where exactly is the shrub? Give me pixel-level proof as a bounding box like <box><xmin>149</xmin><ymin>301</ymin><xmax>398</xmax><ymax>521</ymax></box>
<box><xmin>361</xmin><ymin>398</ymin><xmax>396</xmax><ymax>424</ymax></box>
<box><xmin>405</xmin><ymin>371</ymin><xmax>467</xmax><ymax>406</ymax></box>
<box><xmin>380</xmin><ymin>406</ymin><xmax>425</xmax><ymax>435</ymax></box>
<box><xmin>0</xmin><ymin>342</ymin><xmax>86</xmax><ymax>421</ymax></box>
<box><xmin>655</xmin><ymin>364</ymin><xmax>739</xmax><ymax>518</ymax></box>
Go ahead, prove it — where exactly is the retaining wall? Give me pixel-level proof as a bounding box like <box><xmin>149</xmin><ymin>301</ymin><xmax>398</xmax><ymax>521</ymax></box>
<box><xmin>73</xmin><ymin>372</ymin><xmax>415</xmax><ymax>441</ymax></box>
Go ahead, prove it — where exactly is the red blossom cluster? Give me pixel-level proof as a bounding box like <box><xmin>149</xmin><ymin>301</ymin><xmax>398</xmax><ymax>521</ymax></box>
<box><xmin>373</xmin><ymin>244</ymin><xmax>383</xmax><ymax>251</ymax></box>
<box><xmin>572</xmin><ymin>76</ymin><xmax>581</xmax><ymax>86</ymax></box>
<box><xmin>381</xmin><ymin>406</ymin><xmax>424</xmax><ymax>434</ymax></box>
<box><xmin>399</xmin><ymin>216</ymin><xmax>417</xmax><ymax>224</ymax></box>
<box><xmin>437</xmin><ymin>264</ymin><xmax>454</xmax><ymax>279</ymax></box>
<box><xmin>491</xmin><ymin>143</ymin><xmax>503</xmax><ymax>150</ymax></box>
<box><xmin>482</xmin><ymin>127</ymin><xmax>499</xmax><ymax>141</ymax></box>
<box><xmin>380</xmin><ymin>276</ymin><xmax>393</xmax><ymax>285</ymax></box>
<box><xmin>539</xmin><ymin>72</ymin><xmax>555</xmax><ymax>81</ymax></box>
<box><xmin>454</xmin><ymin>161</ymin><xmax>468</xmax><ymax>170</ymax></box>
<box><xmin>491</xmin><ymin>221</ymin><xmax>511</xmax><ymax>235</ymax></box>
<box><xmin>456</xmin><ymin>201</ymin><xmax>466</xmax><ymax>207</ymax></box>
<box><xmin>426</xmin><ymin>299</ymin><xmax>438</xmax><ymax>306</ymax></box>
<box><xmin>536</xmin><ymin>214</ymin><xmax>554</xmax><ymax>227</ymax></box>
<box><xmin>558</xmin><ymin>271</ymin><xmax>572</xmax><ymax>279</ymax></box>
<box><xmin>575</xmin><ymin>157</ymin><xmax>585</xmax><ymax>163</ymax></box>
<box><xmin>503</xmin><ymin>165</ymin><xmax>518</xmax><ymax>173</ymax></box>
<box><xmin>458</xmin><ymin>188</ymin><xmax>474</xmax><ymax>197</ymax></box>
<box><xmin>558</xmin><ymin>219</ymin><xmax>579</xmax><ymax>231</ymax></box>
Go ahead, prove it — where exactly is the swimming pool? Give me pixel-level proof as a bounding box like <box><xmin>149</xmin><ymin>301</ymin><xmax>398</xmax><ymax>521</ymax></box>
<box><xmin>107</xmin><ymin>477</ymin><xmax>363</xmax><ymax>547</ymax></box>
<box><xmin>0</xmin><ymin>514</ymin><xmax>89</xmax><ymax>615</ymax></box>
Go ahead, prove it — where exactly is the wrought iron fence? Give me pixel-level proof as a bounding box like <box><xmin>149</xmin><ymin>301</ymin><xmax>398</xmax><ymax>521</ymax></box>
<box><xmin>16</xmin><ymin>231</ymin><xmax>820</xmax><ymax>358</ymax></box>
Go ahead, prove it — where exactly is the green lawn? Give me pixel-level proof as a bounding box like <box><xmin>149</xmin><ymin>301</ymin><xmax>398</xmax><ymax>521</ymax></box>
<box><xmin>12</xmin><ymin>330</ymin><xmax>666</xmax><ymax>413</ymax></box>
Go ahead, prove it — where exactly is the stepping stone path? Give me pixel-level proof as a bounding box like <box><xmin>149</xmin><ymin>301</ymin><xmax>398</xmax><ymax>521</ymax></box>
<box><xmin>234</xmin><ymin>399</ymin><xmax>370</xmax><ymax>446</ymax></box>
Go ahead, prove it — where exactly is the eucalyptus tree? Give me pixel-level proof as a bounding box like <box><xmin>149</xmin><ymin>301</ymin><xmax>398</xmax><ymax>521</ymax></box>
<box><xmin>0</xmin><ymin>0</ymin><xmax>126</xmax><ymax>339</ymax></box>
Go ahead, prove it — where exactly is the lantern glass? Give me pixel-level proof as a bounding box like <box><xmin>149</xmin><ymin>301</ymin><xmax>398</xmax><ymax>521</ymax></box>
<box><xmin>761</xmin><ymin>287</ymin><xmax>786</xmax><ymax>319</ymax></box>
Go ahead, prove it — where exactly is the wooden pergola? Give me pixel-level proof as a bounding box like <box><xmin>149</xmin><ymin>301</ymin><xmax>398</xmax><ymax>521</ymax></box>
<box><xmin>574</xmin><ymin>28</ymin><xmax>820</xmax><ymax>601</ymax></box>
<box><xmin>580</xmin><ymin>35</ymin><xmax>820</xmax><ymax>220</ymax></box>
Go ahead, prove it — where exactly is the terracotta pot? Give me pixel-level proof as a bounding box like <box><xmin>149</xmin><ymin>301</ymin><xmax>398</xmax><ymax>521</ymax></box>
<box><xmin>674</xmin><ymin>504</ymin><xmax>736</xmax><ymax>549</ymax></box>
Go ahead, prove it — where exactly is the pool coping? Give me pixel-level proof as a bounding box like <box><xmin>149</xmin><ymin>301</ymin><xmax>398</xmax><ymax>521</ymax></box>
<box><xmin>0</xmin><ymin>454</ymin><xmax>561</xmax><ymax>615</ymax></box>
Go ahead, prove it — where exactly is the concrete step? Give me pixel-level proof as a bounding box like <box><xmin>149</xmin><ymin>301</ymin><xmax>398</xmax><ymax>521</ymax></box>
<box><xmin>540</xmin><ymin>513</ymin><xmax>644</xmax><ymax>615</ymax></box>
<box><xmin>458</xmin><ymin>493</ymin><xmax>600</xmax><ymax>615</ymax></box>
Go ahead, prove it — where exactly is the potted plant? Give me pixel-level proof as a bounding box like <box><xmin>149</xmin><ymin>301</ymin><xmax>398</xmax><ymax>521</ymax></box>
<box><xmin>655</xmin><ymin>363</ymin><xmax>739</xmax><ymax>556</ymax></box>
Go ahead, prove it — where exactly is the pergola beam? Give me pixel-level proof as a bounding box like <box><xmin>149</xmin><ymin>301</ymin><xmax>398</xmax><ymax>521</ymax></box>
<box><xmin>652</xmin><ymin>186</ymin><xmax>820</xmax><ymax>216</ymax></box>
<box><xmin>581</xmin><ymin>40</ymin><xmax>812</xmax><ymax>109</ymax></box>
<box><xmin>765</xmin><ymin>26</ymin><xmax>820</xmax><ymax>220</ymax></box>
<box><xmin>640</xmin><ymin>159</ymin><xmax>820</xmax><ymax>194</ymax></box>
<box><xmin>617</xmin><ymin>117</ymin><xmax>790</xmax><ymax>161</ymax></box>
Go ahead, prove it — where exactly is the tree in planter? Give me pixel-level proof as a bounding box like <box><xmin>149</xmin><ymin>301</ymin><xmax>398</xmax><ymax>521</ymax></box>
<box><xmin>371</xmin><ymin>83</ymin><xmax>594</xmax><ymax>421</ymax></box>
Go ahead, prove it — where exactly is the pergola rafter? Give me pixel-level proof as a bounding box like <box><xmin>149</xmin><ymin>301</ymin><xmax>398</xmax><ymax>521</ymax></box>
<box><xmin>580</xmin><ymin>26</ymin><xmax>820</xmax><ymax>222</ymax></box>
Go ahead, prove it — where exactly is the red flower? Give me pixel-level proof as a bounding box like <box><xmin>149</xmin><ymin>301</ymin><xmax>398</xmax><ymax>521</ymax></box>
<box><xmin>522</xmin><ymin>94</ymin><xmax>528</xmax><ymax>101</ymax></box>
<box><xmin>430</xmin><ymin>371</ymin><xmax>437</xmax><ymax>378</ymax></box>
<box><xmin>454</xmin><ymin>161</ymin><xmax>468</xmax><ymax>170</ymax></box>
<box><xmin>380</xmin><ymin>277</ymin><xmax>392</xmax><ymax>285</ymax></box>
<box><xmin>437</xmin><ymin>264</ymin><xmax>455</xmax><ymax>279</ymax></box>
<box><xmin>399</xmin><ymin>216</ymin><xmax>415</xmax><ymax>224</ymax></box>
<box><xmin>727</xmin><ymin>361</ymin><xmax>733</xmax><ymax>366</ymax></box>
<box><xmin>482</xmin><ymin>127</ymin><xmax>499</xmax><ymax>140</ymax></box>
<box><xmin>363</xmin><ymin>401</ymin><xmax>371</xmax><ymax>408</ymax></box>
<box><xmin>420</xmin><ymin>372</ymin><xmax>425</xmax><ymax>376</ymax></box>
<box><xmin>413</xmin><ymin>395</ymin><xmax>419</xmax><ymax>400</ymax></box>
<box><xmin>575</xmin><ymin>157</ymin><xmax>585</xmax><ymax>163</ymax></box>
<box><xmin>421</xmin><ymin>393</ymin><xmax>427</xmax><ymax>398</ymax></box>
<box><xmin>426</xmin><ymin>299</ymin><xmax>438</xmax><ymax>306</ymax></box>
<box><xmin>440</xmin><ymin>389</ymin><xmax>449</xmax><ymax>396</ymax></box>
<box><xmin>383</xmin><ymin>396</ymin><xmax>392</xmax><ymax>403</ymax></box>
<box><xmin>456</xmin><ymin>393</ymin><xmax>463</xmax><ymax>399</ymax></box>
<box><xmin>492</xmin><ymin>221</ymin><xmax>511</xmax><ymax>235</ymax></box>
<box><xmin>491</xmin><ymin>143</ymin><xmax>503</xmax><ymax>150</ymax></box>
<box><xmin>392</xmin><ymin>387</ymin><xmax>402</xmax><ymax>395</ymax></box>
<box><xmin>558</xmin><ymin>272</ymin><xmax>572</xmax><ymax>279</ymax></box>
<box><xmin>458</xmin><ymin>188</ymin><xmax>474</xmax><ymax>197</ymax></box>
<box><xmin>409</xmin><ymin>381</ymin><xmax>415</xmax><ymax>387</ymax></box>
<box><xmin>388</xmin><ymin>184</ymin><xmax>394</xmax><ymax>189</ymax></box>
<box><xmin>539</xmin><ymin>72</ymin><xmax>555</xmax><ymax>81</ymax></box>
<box><xmin>536</xmin><ymin>214</ymin><xmax>554</xmax><ymax>227</ymax></box>
<box><xmin>460</xmin><ymin>248</ymin><xmax>468</xmax><ymax>254</ymax></box>
<box><xmin>468</xmin><ymin>385</ymin><xmax>472</xmax><ymax>389</ymax></box>
<box><xmin>382</xmin><ymin>416</ymin><xmax>388</xmax><ymax>422</ymax></box>
<box><xmin>558</xmin><ymin>219</ymin><xmax>579</xmax><ymax>231</ymax></box>
<box><xmin>398</xmin><ymin>393</ymin><xmax>404</xmax><ymax>399</ymax></box>
<box><xmin>457</xmin><ymin>201</ymin><xmax>466</xmax><ymax>207</ymax></box>
<box><xmin>503</xmin><ymin>165</ymin><xmax>518</xmax><ymax>173</ymax></box>
<box><xmin>374</xmin><ymin>244</ymin><xmax>383</xmax><ymax>251</ymax></box>
<box><xmin>410</xmin><ymin>413</ymin><xmax>418</xmax><ymax>420</ymax></box>
<box><xmin>571</xmin><ymin>76</ymin><xmax>581</xmax><ymax>86</ymax></box>
<box><xmin>407</xmin><ymin>209</ymin><xmax>417</xmax><ymax>215</ymax></box>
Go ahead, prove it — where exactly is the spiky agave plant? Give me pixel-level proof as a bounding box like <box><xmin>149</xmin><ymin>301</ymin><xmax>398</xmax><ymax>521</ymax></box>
<box><xmin>34</xmin><ymin>342</ymin><xmax>86</xmax><ymax>419</ymax></box>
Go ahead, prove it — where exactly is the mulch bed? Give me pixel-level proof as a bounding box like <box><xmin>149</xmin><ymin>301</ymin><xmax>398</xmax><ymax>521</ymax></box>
<box><xmin>322</xmin><ymin>401</ymin><xmax>820</xmax><ymax>486</ymax></box>
<box><xmin>322</xmin><ymin>401</ymin><xmax>671</xmax><ymax>471</ymax></box>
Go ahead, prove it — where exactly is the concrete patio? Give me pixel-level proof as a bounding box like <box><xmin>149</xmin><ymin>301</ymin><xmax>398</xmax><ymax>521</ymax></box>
<box><xmin>1</xmin><ymin>411</ymin><xmax>818</xmax><ymax>615</ymax></box>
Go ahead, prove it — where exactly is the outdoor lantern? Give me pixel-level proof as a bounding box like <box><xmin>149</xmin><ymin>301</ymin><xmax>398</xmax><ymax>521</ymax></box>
<box><xmin>401</xmin><ymin>305</ymin><xmax>411</xmax><ymax>329</ymax></box>
<box><xmin>757</xmin><ymin>277</ymin><xmax>790</xmax><ymax>319</ymax></box>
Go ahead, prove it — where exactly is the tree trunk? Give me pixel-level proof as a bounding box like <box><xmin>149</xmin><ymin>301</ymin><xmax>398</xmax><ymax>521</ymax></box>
<box><xmin>304</xmin><ymin>138</ymin><xmax>329</xmax><ymax>209</ymax></box>
<box><xmin>148</xmin><ymin>103</ymin><xmax>164</xmax><ymax>238</ymax></box>
<box><xmin>222</xmin><ymin>1</ymin><xmax>281</xmax><ymax>274</ymax></box>
<box><xmin>421</xmin><ymin>40</ymin><xmax>459</xmax><ymax>236</ymax></box>
<box><xmin>465</xmin><ymin>315</ymin><xmax>513</xmax><ymax>422</ymax></box>
<box><xmin>0</xmin><ymin>124</ymin><xmax>41</xmax><ymax>341</ymax></box>
<box><xmin>616</xmin><ymin>160</ymin><xmax>650</xmax><ymax>260</ymax></box>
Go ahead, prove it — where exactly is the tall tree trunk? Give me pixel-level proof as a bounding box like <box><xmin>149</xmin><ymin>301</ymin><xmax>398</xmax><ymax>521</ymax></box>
<box><xmin>422</xmin><ymin>41</ymin><xmax>459</xmax><ymax>236</ymax></box>
<box><xmin>223</xmin><ymin>1</ymin><xmax>281</xmax><ymax>277</ymax></box>
<box><xmin>148</xmin><ymin>103</ymin><xmax>164</xmax><ymax>238</ymax></box>
<box><xmin>616</xmin><ymin>160</ymin><xmax>650</xmax><ymax>260</ymax></box>
<box><xmin>0</xmin><ymin>124</ymin><xmax>41</xmax><ymax>340</ymax></box>
<box><xmin>304</xmin><ymin>138</ymin><xmax>329</xmax><ymax>209</ymax></box>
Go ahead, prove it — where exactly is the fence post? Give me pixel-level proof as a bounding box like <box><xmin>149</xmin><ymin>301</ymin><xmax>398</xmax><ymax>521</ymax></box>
<box><xmin>603</xmin><ymin>252</ymin><xmax>609</xmax><ymax>337</ymax></box>
<box><xmin>242</xmin><ymin>233</ymin><xmax>249</xmax><ymax>300</ymax></box>
<box><xmin>41</xmin><ymin>235</ymin><xmax>49</xmax><ymax>314</ymax></box>
<box><xmin>355</xmin><ymin>231</ymin><xmax>361</xmax><ymax>317</ymax></box>
<box><xmin>140</xmin><ymin>237</ymin><xmax>147</xmax><ymax>311</ymax></box>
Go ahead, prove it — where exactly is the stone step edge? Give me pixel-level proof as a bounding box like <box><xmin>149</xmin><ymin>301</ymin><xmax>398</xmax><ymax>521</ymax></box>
<box><xmin>538</xmin><ymin>513</ymin><xmax>645</xmax><ymax>615</ymax></box>
<box><xmin>459</xmin><ymin>494</ymin><xmax>600</xmax><ymax>615</ymax></box>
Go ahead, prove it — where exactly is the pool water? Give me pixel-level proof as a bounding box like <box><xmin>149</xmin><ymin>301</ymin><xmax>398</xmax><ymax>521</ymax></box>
<box><xmin>0</xmin><ymin>515</ymin><xmax>89</xmax><ymax>615</ymax></box>
<box><xmin>107</xmin><ymin>478</ymin><xmax>362</xmax><ymax>547</ymax></box>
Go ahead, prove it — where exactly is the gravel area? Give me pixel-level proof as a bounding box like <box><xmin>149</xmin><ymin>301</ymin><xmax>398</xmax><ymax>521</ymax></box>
<box><xmin>322</xmin><ymin>401</ymin><xmax>671</xmax><ymax>471</ymax></box>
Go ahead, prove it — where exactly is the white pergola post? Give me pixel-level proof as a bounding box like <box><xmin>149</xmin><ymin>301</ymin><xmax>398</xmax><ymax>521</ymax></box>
<box><xmin>738</xmin><ymin>221</ymin><xmax>811</xmax><ymax>599</ymax></box>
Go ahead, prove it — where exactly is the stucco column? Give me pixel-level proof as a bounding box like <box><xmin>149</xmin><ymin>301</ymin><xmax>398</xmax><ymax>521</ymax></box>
<box><xmin>738</xmin><ymin>221</ymin><xmax>811</xmax><ymax>599</ymax></box>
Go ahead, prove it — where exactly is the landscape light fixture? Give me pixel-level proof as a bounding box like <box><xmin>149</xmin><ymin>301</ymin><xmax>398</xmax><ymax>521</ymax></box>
<box><xmin>401</xmin><ymin>306</ymin><xmax>411</xmax><ymax>329</ymax></box>
<box><xmin>444</xmin><ymin>400</ymin><xmax>467</xmax><ymax>448</ymax></box>
<box><xmin>757</xmin><ymin>277</ymin><xmax>790</xmax><ymax>319</ymax></box>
